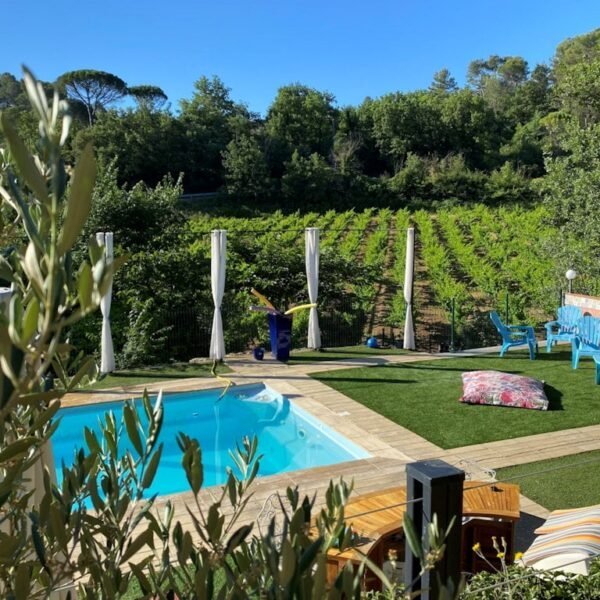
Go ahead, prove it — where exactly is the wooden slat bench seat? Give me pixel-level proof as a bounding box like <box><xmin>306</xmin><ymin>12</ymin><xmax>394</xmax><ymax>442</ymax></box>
<box><xmin>321</xmin><ymin>481</ymin><xmax>520</xmax><ymax>590</ymax></box>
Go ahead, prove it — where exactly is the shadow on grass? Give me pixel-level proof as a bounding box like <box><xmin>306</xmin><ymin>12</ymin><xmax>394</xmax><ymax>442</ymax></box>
<box><xmin>497</xmin><ymin>350</ymin><xmax>578</xmax><ymax>363</ymax></box>
<box><xmin>99</xmin><ymin>369</ymin><xmax>211</xmax><ymax>381</ymax></box>
<box><xmin>527</xmin><ymin>352</ymin><xmax>576</xmax><ymax>362</ymax></box>
<box><xmin>290</xmin><ymin>350</ymin><xmax>406</xmax><ymax>361</ymax></box>
<box><xmin>545</xmin><ymin>384</ymin><xmax>564</xmax><ymax>411</ymax></box>
<box><xmin>391</xmin><ymin>364</ymin><xmax>521</xmax><ymax>373</ymax></box>
<box><xmin>447</xmin><ymin>351</ymin><xmax>570</xmax><ymax>362</ymax></box>
<box><xmin>314</xmin><ymin>376</ymin><xmax>418</xmax><ymax>385</ymax></box>
<box><xmin>289</xmin><ymin>356</ymin><xmax>384</xmax><ymax>363</ymax></box>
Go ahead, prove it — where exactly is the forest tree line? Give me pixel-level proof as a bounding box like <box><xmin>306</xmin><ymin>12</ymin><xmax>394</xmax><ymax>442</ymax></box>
<box><xmin>2</xmin><ymin>28</ymin><xmax>600</xmax><ymax>211</ymax></box>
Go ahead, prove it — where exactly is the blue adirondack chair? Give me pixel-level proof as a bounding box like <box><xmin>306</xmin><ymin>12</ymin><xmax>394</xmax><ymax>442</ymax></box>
<box><xmin>490</xmin><ymin>311</ymin><xmax>538</xmax><ymax>360</ymax></box>
<box><xmin>571</xmin><ymin>316</ymin><xmax>600</xmax><ymax>379</ymax></box>
<box><xmin>545</xmin><ymin>305</ymin><xmax>583</xmax><ymax>352</ymax></box>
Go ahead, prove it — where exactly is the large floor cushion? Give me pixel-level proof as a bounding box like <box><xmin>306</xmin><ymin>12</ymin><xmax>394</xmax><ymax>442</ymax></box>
<box><xmin>534</xmin><ymin>505</ymin><xmax>600</xmax><ymax>535</ymax></box>
<box><xmin>522</xmin><ymin>505</ymin><xmax>600</xmax><ymax>575</ymax></box>
<box><xmin>460</xmin><ymin>370</ymin><xmax>549</xmax><ymax>410</ymax></box>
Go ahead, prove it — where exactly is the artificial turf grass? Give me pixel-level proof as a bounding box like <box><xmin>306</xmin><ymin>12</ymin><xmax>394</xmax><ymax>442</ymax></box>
<box><xmin>496</xmin><ymin>450</ymin><xmax>600</xmax><ymax>511</ymax></box>
<box><xmin>313</xmin><ymin>348</ymin><xmax>600</xmax><ymax>449</ymax></box>
<box><xmin>84</xmin><ymin>362</ymin><xmax>231</xmax><ymax>391</ymax></box>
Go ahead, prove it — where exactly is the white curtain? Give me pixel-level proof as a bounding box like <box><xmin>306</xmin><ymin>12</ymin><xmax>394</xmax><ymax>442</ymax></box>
<box><xmin>96</xmin><ymin>232</ymin><xmax>115</xmax><ymax>373</ymax></box>
<box><xmin>210</xmin><ymin>230</ymin><xmax>227</xmax><ymax>360</ymax></box>
<box><xmin>403</xmin><ymin>227</ymin><xmax>416</xmax><ymax>350</ymax></box>
<box><xmin>305</xmin><ymin>227</ymin><xmax>321</xmax><ymax>349</ymax></box>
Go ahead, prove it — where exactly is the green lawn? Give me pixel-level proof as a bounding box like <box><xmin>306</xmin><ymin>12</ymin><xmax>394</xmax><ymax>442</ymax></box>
<box><xmin>84</xmin><ymin>362</ymin><xmax>231</xmax><ymax>391</ymax></box>
<box><xmin>313</xmin><ymin>349</ymin><xmax>600</xmax><ymax>448</ymax></box>
<box><xmin>287</xmin><ymin>345</ymin><xmax>407</xmax><ymax>364</ymax></box>
<box><xmin>497</xmin><ymin>451</ymin><xmax>600</xmax><ymax>511</ymax></box>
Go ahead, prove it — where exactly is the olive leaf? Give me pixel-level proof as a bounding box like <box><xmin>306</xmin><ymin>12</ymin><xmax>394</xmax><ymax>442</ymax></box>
<box><xmin>57</xmin><ymin>142</ymin><xmax>96</xmax><ymax>254</ymax></box>
<box><xmin>0</xmin><ymin>112</ymin><xmax>49</xmax><ymax>204</ymax></box>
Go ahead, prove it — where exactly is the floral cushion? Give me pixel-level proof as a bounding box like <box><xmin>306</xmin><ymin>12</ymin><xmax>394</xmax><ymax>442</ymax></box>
<box><xmin>460</xmin><ymin>370</ymin><xmax>548</xmax><ymax>410</ymax></box>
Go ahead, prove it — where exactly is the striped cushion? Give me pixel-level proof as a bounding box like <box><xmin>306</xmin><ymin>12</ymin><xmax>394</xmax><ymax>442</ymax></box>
<box><xmin>523</xmin><ymin>527</ymin><xmax>600</xmax><ymax>565</ymax></box>
<box><xmin>523</xmin><ymin>505</ymin><xmax>600</xmax><ymax>570</ymax></box>
<box><xmin>535</xmin><ymin>505</ymin><xmax>600</xmax><ymax>535</ymax></box>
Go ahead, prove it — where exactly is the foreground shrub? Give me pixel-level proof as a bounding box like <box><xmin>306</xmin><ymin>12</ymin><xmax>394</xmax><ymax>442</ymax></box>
<box><xmin>462</xmin><ymin>560</ymin><xmax>600</xmax><ymax>599</ymax></box>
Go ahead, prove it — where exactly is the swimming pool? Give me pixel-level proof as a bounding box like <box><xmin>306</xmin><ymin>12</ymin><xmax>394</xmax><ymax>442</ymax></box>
<box><xmin>53</xmin><ymin>383</ymin><xmax>370</xmax><ymax>496</ymax></box>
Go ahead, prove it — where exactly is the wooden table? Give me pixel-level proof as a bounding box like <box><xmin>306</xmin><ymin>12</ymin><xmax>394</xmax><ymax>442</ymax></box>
<box><xmin>324</xmin><ymin>481</ymin><xmax>520</xmax><ymax>590</ymax></box>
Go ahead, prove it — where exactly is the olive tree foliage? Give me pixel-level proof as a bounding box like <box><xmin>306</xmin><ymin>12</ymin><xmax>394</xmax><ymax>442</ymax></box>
<box><xmin>57</xmin><ymin>70</ymin><xmax>128</xmax><ymax>125</ymax></box>
<box><xmin>0</xmin><ymin>68</ymin><xmax>120</xmax><ymax>597</ymax></box>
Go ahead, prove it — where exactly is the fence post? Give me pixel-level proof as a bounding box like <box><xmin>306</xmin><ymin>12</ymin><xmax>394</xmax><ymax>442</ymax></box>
<box><xmin>405</xmin><ymin>460</ymin><xmax>465</xmax><ymax>599</ymax></box>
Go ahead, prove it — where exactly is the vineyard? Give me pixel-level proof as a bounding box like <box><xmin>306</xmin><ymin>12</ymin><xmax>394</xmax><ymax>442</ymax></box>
<box><xmin>175</xmin><ymin>205</ymin><xmax>569</xmax><ymax>355</ymax></box>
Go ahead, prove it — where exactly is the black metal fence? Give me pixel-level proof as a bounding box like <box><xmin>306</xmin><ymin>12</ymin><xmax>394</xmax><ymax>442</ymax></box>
<box><xmin>161</xmin><ymin>291</ymin><xmax>558</xmax><ymax>360</ymax></box>
<box><xmin>163</xmin><ymin>296</ymin><xmax>369</xmax><ymax>360</ymax></box>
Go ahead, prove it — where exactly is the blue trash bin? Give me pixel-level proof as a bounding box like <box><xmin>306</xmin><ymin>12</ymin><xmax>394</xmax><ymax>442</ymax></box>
<box><xmin>268</xmin><ymin>314</ymin><xmax>293</xmax><ymax>361</ymax></box>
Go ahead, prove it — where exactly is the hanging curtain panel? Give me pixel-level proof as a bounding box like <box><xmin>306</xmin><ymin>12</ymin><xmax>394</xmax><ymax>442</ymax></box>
<box><xmin>210</xmin><ymin>230</ymin><xmax>227</xmax><ymax>360</ymax></box>
<box><xmin>403</xmin><ymin>227</ymin><xmax>416</xmax><ymax>350</ymax></box>
<box><xmin>96</xmin><ymin>232</ymin><xmax>115</xmax><ymax>373</ymax></box>
<box><xmin>305</xmin><ymin>227</ymin><xmax>321</xmax><ymax>349</ymax></box>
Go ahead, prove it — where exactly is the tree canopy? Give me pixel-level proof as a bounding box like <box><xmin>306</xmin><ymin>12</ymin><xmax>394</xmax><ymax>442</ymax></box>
<box><xmin>2</xmin><ymin>27</ymin><xmax>600</xmax><ymax>211</ymax></box>
<box><xmin>57</xmin><ymin>69</ymin><xmax>128</xmax><ymax>124</ymax></box>
<box><xmin>128</xmin><ymin>84</ymin><xmax>168</xmax><ymax>110</ymax></box>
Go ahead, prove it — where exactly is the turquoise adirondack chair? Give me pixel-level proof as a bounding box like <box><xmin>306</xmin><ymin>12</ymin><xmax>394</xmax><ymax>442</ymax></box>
<box><xmin>490</xmin><ymin>311</ymin><xmax>538</xmax><ymax>360</ymax></box>
<box><xmin>571</xmin><ymin>316</ymin><xmax>600</xmax><ymax>383</ymax></box>
<box><xmin>545</xmin><ymin>305</ymin><xmax>583</xmax><ymax>352</ymax></box>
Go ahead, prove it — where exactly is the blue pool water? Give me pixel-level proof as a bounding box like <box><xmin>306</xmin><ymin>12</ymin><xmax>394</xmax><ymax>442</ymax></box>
<box><xmin>53</xmin><ymin>383</ymin><xmax>369</xmax><ymax>496</ymax></box>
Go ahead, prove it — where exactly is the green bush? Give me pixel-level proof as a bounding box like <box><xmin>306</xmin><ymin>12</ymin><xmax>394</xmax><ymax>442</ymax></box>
<box><xmin>82</xmin><ymin>160</ymin><xmax>185</xmax><ymax>252</ymax></box>
<box><xmin>485</xmin><ymin>163</ymin><xmax>534</xmax><ymax>204</ymax></box>
<box><xmin>462</xmin><ymin>560</ymin><xmax>600</xmax><ymax>599</ymax></box>
<box><xmin>387</xmin><ymin>154</ymin><xmax>534</xmax><ymax>207</ymax></box>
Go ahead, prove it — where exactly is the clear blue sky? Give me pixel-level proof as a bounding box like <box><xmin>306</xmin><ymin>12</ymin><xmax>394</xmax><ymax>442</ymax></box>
<box><xmin>4</xmin><ymin>0</ymin><xmax>600</xmax><ymax>115</ymax></box>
